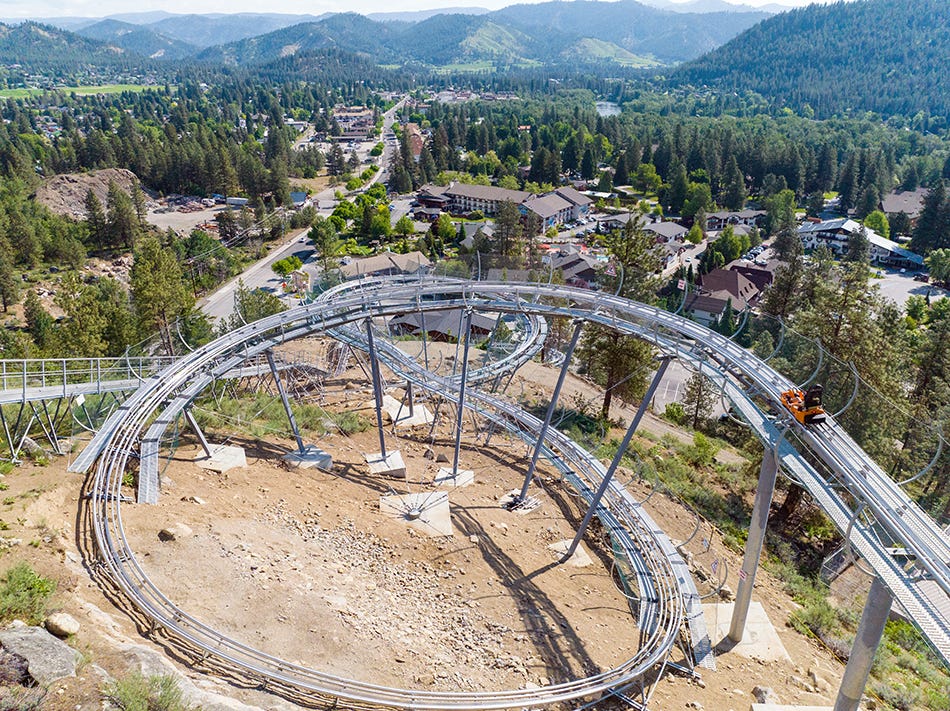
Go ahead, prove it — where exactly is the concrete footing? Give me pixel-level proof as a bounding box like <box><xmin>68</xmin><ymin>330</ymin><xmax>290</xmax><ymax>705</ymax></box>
<box><xmin>382</xmin><ymin>394</ymin><xmax>432</xmax><ymax>428</ymax></box>
<box><xmin>548</xmin><ymin>540</ymin><xmax>593</xmax><ymax>567</ymax></box>
<box><xmin>194</xmin><ymin>445</ymin><xmax>247</xmax><ymax>473</ymax></box>
<box><xmin>380</xmin><ymin>492</ymin><xmax>452</xmax><ymax>536</ymax></box>
<box><xmin>434</xmin><ymin>467</ymin><xmax>474</xmax><ymax>488</ymax></box>
<box><xmin>283</xmin><ymin>444</ymin><xmax>333</xmax><ymax>471</ymax></box>
<box><xmin>704</xmin><ymin>601</ymin><xmax>791</xmax><ymax>662</ymax></box>
<box><xmin>364</xmin><ymin>450</ymin><xmax>406</xmax><ymax>478</ymax></box>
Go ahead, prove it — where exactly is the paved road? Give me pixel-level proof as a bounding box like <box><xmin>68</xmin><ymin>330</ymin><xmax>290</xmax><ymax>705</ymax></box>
<box><xmin>201</xmin><ymin>95</ymin><xmax>409</xmax><ymax>322</ymax></box>
<box><xmin>200</xmin><ymin>229</ymin><xmax>315</xmax><ymax>322</ymax></box>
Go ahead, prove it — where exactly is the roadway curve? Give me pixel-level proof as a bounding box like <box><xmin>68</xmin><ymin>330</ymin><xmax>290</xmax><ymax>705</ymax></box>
<box><xmin>73</xmin><ymin>277</ymin><xmax>950</xmax><ymax>710</ymax></box>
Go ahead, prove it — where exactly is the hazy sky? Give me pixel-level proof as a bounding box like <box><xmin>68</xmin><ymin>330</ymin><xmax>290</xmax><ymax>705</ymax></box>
<box><xmin>2</xmin><ymin>0</ymin><xmax>824</xmax><ymax>20</ymax></box>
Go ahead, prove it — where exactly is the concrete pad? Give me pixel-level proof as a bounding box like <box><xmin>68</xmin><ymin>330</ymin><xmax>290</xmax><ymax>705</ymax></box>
<box><xmin>380</xmin><ymin>492</ymin><xmax>453</xmax><ymax>537</ymax></box>
<box><xmin>548</xmin><ymin>540</ymin><xmax>594</xmax><ymax>567</ymax></box>
<box><xmin>750</xmin><ymin>706</ymin><xmax>832</xmax><ymax>711</ymax></box>
<box><xmin>283</xmin><ymin>444</ymin><xmax>333</xmax><ymax>471</ymax></box>
<box><xmin>382</xmin><ymin>394</ymin><xmax>433</xmax><ymax>428</ymax></box>
<box><xmin>194</xmin><ymin>445</ymin><xmax>246</xmax><ymax>473</ymax></box>
<box><xmin>434</xmin><ymin>466</ymin><xmax>474</xmax><ymax>488</ymax></box>
<box><xmin>364</xmin><ymin>450</ymin><xmax>406</xmax><ymax>478</ymax></box>
<box><xmin>703</xmin><ymin>601</ymin><xmax>792</xmax><ymax>662</ymax></box>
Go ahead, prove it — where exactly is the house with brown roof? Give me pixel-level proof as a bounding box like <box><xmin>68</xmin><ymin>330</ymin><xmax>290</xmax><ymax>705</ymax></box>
<box><xmin>683</xmin><ymin>293</ymin><xmax>730</xmax><ymax>327</ymax></box>
<box><xmin>729</xmin><ymin>263</ymin><xmax>775</xmax><ymax>294</ymax></box>
<box><xmin>880</xmin><ymin>188</ymin><xmax>928</xmax><ymax>224</ymax></box>
<box><xmin>699</xmin><ymin>268</ymin><xmax>760</xmax><ymax>307</ymax></box>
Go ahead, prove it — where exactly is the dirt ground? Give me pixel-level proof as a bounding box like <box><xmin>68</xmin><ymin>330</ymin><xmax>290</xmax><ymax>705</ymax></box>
<box><xmin>0</xmin><ymin>350</ymin><xmax>857</xmax><ymax>710</ymax></box>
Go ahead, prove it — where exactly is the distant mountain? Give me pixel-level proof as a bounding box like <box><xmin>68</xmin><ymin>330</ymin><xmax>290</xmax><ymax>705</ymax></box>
<box><xmin>674</xmin><ymin>0</ymin><xmax>950</xmax><ymax>119</ymax></box>
<box><xmin>196</xmin><ymin>14</ymin><xmax>393</xmax><ymax>65</ymax></box>
<box><xmin>638</xmin><ymin>0</ymin><xmax>786</xmax><ymax>12</ymax></box>
<box><xmin>0</xmin><ymin>22</ymin><xmax>136</xmax><ymax>69</ymax></box>
<box><xmin>76</xmin><ymin>19</ymin><xmax>197</xmax><ymax>60</ymax></box>
<box><xmin>198</xmin><ymin>0</ymin><xmax>767</xmax><ymax>68</ymax></box>
<box><xmin>367</xmin><ymin>7</ymin><xmax>491</xmax><ymax>22</ymax></box>
<box><xmin>492</xmin><ymin>0</ymin><xmax>770</xmax><ymax>63</ymax></box>
<box><xmin>144</xmin><ymin>13</ymin><xmax>328</xmax><ymax>49</ymax></box>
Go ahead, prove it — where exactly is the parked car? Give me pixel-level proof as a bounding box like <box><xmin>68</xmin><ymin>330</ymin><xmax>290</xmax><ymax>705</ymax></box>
<box><xmin>914</xmin><ymin>273</ymin><xmax>930</xmax><ymax>282</ymax></box>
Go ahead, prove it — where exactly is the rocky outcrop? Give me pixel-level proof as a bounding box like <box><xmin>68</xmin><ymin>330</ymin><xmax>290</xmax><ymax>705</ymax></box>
<box><xmin>0</xmin><ymin>621</ymin><xmax>79</xmax><ymax>685</ymax></box>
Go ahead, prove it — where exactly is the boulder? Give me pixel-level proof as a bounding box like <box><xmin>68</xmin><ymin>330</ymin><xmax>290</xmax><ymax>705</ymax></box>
<box><xmin>0</xmin><ymin>621</ymin><xmax>79</xmax><ymax>685</ymax></box>
<box><xmin>752</xmin><ymin>685</ymin><xmax>781</xmax><ymax>704</ymax></box>
<box><xmin>44</xmin><ymin>613</ymin><xmax>80</xmax><ymax>637</ymax></box>
<box><xmin>158</xmin><ymin>524</ymin><xmax>193</xmax><ymax>542</ymax></box>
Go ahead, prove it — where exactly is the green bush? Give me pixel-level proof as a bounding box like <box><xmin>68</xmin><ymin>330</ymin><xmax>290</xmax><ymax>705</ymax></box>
<box><xmin>0</xmin><ymin>563</ymin><xmax>55</xmax><ymax>624</ymax></box>
<box><xmin>663</xmin><ymin>402</ymin><xmax>686</xmax><ymax>425</ymax></box>
<box><xmin>789</xmin><ymin>599</ymin><xmax>837</xmax><ymax>639</ymax></box>
<box><xmin>105</xmin><ymin>673</ymin><xmax>189</xmax><ymax>711</ymax></box>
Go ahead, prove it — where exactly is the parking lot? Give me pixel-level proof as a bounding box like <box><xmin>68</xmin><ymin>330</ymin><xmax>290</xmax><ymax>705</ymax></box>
<box><xmin>875</xmin><ymin>268</ymin><xmax>947</xmax><ymax>306</ymax></box>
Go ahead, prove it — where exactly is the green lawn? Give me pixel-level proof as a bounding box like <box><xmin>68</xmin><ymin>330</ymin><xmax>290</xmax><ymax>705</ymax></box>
<box><xmin>0</xmin><ymin>84</ymin><xmax>153</xmax><ymax>98</ymax></box>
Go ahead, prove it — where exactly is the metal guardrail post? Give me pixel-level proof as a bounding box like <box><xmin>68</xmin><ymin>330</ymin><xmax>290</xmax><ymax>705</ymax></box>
<box><xmin>265</xmin><ymin>349</ymin><xmax>305</xmax><ymax>454</ymax></box>
<box><xmin>563</xmin><ymin>355</ymin><xmax>674</xmax><ymax>561</ymax></box>
<box><xmin>451</xmin><ymin>310</ymin><xmax>473</xmax><ymax>478</ymax></box>
<box><xmin>512</xmin><ymin>319</ymin><xmax>583</xmax><ymax>506</ymax></box>
<box><xmin>728</xmin><ymin>445</ymin><xmax>779</xmax><ymax>643</ymax></box>
<box><xmin>833</xmin><ymin>576</ymin><xmax>893</xmax><ymax>711</ymax></box>
<box><xmin>365</xmin><ymin>318</ymin><xmax>387</xmax><ymax>460</ymax></box>
<box><xmin>183</xmin><ymin>407</ymin><xmax>213</xmax><ymax>458</ymax></box>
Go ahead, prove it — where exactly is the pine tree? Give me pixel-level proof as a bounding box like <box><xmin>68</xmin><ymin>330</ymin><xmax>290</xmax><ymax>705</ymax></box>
<box><xmin>722</xmin><ymin>156</ymin><xmax>746</xmax><ymax>211</ymax></box>
<box><xmin>0</xmin><ymin>235</ymin><xmax>19</xmax><ymax>312</ymax></box>
<box><xmin>681</xmin><ymin>372</ymin><xmax>716</xmax><ymax>429</ymax></box>
<box><xmin>84</xmin><ymin>189</ymin><xmax>107</xmax><ymax>250</ymax></box>
<box><xmin>845</xmin><ymin>225</ymin><xmax>871</xmax><ymax>263</ymax></box>
<box><xmin>911</xmin><ymin>182</ymin><xmax>949</xmax><ymax>255</ymax></box>
<box><xmin>131</xmin><ymin>236</ymin><xmax>194</xmax><ymax>354</ymax></box>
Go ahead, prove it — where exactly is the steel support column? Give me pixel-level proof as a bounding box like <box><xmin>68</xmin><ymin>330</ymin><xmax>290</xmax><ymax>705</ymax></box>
<box><xmin>265</xmin><ymin>350</ymin><xmax>305</xmax><ymax>454</ymax></box>
<box><xmin>183</xmin><ymin>407</ymin><xmax>213</xmax><ymax>458</ymax></box>
<box><xmin>365</xmin><ymin>319</ymin><xmax>387</xmax><ymax>459</ymax></box>
<box><xmin>512</xmin><ymin>320</ymin><xmax>583</xmax><ymax>506</ymax></box>
<box><xmin>563</xmin><ymin>356</ymin><xmax>673</xmax><ymax>561</ymax></box>
<box><xmin>833</xmin><ymin>576</ymin><xmax>893</xmax><ymax>711</ymax></box>
<box><xmin>451</xmin><ymin>310</ymin><xmax>473</xmax><ymax>477</ymax></box>
<box><xmin>729</xmin><ymin>445</ymin><xmax>779</xmax><ymax>643</ymax></box>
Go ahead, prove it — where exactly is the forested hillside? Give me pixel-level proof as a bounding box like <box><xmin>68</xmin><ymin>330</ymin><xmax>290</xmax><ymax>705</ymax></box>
<box><xmin>0</xmin><ymin>22</ymin><xmax>144</xmax><ymax>72</ymax></box>
<box><xmin>673</xmin><ymin>0</ymin><xmax>950</xmax><ymax>122</ymax></box>
<box><xmin>76</xmin><ymin>19</ymin><xmax>196</xmax><ymax>60</ymax></box>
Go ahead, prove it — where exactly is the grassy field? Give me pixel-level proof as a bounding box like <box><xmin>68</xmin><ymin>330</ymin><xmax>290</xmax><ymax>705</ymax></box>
<box><xmin>0</xmin><ymin>84</ymin><xmax>153</xmax><ymax>98</ymax></box>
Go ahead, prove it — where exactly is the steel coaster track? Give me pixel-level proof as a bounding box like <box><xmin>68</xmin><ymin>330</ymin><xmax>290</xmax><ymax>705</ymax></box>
<box><xmin>72</xmin><ymin>285</ymin><xmax>686</xmax><ymax>709</ymax></box>
<box><xmin>69</xmin><ymin>277</ymin><xmax>950</xmax><ymax>710</ymax></box>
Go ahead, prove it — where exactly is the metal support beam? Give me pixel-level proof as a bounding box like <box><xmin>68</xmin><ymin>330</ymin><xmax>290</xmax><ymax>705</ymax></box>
<box><xmin>729</xmin><ymin>445</ymin><xmax>779</xmax><ymax>643</ymax></box>
<box><xmin>407</xmin><ymin>380</ymin><xmax>414</xmax><ymax>418</ymax></box>
<box><xmin>183</xmin><ymin>407</ymin><xmax>213</xmax><ymax>458</ymax></box>
<box><xmin>451</xmin><ymin>310</ymin><xmax>473</xmax><ymax>477</ymax></box>
<box><xmin>563</xmin><ymin>356</ymin><xmax>673</xmax><ymax>561</ymax></box>
<box><xmin>365</xmin><ymin>319</ymin><xmax>387</xmax><ymax>459</ymax></box>
<box><xmin>833</xmin><ymin>576</ymin><xmax>893</xmax><ymax>711</ymax></box>
<box><xmin>265</xmin><ymin>350</ymin><xmax>305</xmax><ymax>454</ymax></box>
<box><xmin>513</xmin><ymin>320</ymin><xmax>584</xmax><ymax>506</ymax></box>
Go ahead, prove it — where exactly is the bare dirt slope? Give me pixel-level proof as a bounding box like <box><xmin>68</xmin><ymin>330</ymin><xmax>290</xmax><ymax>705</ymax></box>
<box><xmin>34</xmin><ymin>168</ymin><xmax>140</xmax><ymax>219</ymax></box>
<box><xmin>0</xmin><ymin>362</ymin><xmax>853</xmax><ymax>711</ymax></box>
